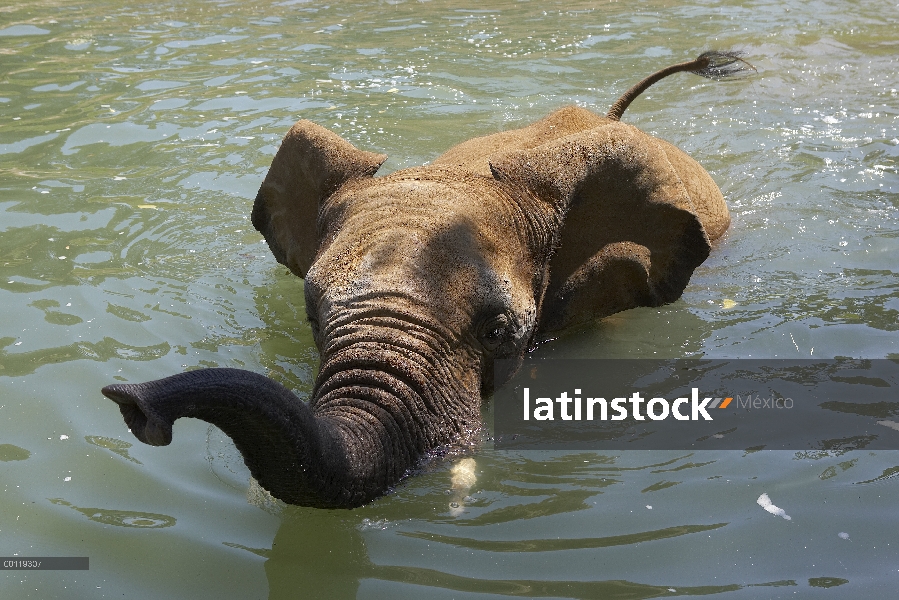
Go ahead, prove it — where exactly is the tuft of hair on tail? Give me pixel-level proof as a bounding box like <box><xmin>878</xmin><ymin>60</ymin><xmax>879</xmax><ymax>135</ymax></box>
<box><xmin>689</xmin><ymin>50</ymin><xmax>756</xmax><ymax>80</ymax></box>
<box><xmin>607</xmin><ymin>50</ymin><xmax>756</xmax><ymax>121</ymax></box>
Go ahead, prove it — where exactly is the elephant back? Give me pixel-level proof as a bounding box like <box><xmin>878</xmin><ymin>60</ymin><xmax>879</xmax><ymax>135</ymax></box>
<box><xmin>433</xmin><ymin>106</ymin><xmax>612</xmax><ymax>177</ymax></box>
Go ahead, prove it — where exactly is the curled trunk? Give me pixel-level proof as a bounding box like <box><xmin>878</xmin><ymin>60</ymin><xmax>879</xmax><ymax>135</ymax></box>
<box><xmin>103</xmin><ymin>344</ymin><xmax>478</xmax><ymax>508</ymax></box>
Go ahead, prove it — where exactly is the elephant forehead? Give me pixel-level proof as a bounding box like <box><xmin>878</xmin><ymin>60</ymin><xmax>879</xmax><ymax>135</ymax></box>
<box><xmin>325</xmin><ymin>176</ymin><xmax>527</xmax><ymax>267</ymax></box>
<box><xmin>311</xmin><ymin>177</ymin><xmax>535</xmax><ymax>316</ymax></box>
<box><xmin>316</xmin><ymin>210</ymin><xmax>497</xmax><ymax>302</ymax></box>
<box><xmin>334</xmin><ymin>174</ymin><xmax>510</xmax><ymax>223</ymax></box>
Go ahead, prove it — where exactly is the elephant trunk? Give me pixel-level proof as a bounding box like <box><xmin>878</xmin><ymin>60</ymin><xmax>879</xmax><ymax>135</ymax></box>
<box><xmin>103</xmin><ymin>368</ymin><xmax>338</xmax><ymax>506</ymax></box>
<box><xmin>102</xmin><ymin>343</ymin><xmax>478</xmax><ymax>508</ymax></box>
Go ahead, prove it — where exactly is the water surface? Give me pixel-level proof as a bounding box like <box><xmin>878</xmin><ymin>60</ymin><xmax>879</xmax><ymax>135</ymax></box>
<box><xmin>1</xmin><ymin>0</ymin><xmax>897</xmax><ymax>598</ymax></box>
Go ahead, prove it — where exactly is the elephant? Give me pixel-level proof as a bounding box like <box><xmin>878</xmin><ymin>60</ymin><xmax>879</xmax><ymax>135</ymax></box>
<box><xmin>102</xmin><ymin>51</ymin><xmax>754</xmax><ymax>508</ymax></box>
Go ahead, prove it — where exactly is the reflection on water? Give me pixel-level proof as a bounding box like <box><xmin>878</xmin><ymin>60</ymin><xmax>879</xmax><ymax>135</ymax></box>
<box><xmin>0</xmin><ymin>443</ymin><xmax>30</xmax><ymax>461</ymax></box>
<box><xmin>1</xmin><ymin>0</ymin><xmax>898</xmax><ymax>597</ymax></box>
<box><xmin>49</xmin><ymin>498</ymin><xmax>175</xmax><ymax>529</ymax></box>
<box><xmin>251</xmin><ymin>452</ymin><xmax>853</xmax><ymax>599</ymax></box>
<box><xmin>853</xmin><ymin>465</ymin><xmax>899</xmax><ymax>485</ymax></box>
<box><xmin>0</xmin><ymin>335</ymin><xmax>170</xmax><ymax>377</ymax></box>
<box><xmin>400</xmin><ymin>522</ymin><xmax>728</xmax><ymax>552</ymax></box>
<box><xmin>85</xmin><ymin>435</ymin><xmax>141</xmax><ymax>464</ymax></box>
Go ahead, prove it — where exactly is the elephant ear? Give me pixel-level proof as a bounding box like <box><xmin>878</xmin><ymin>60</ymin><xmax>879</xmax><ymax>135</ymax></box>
<box><xmin>251</xmin><ymin>120</ymin><xmax>387</xmax><ymax>278</ymax></box>
<box><xmin>489</xmin><ymin>121</ymin><xmax>712</xmax><ymax>333</ymax></box>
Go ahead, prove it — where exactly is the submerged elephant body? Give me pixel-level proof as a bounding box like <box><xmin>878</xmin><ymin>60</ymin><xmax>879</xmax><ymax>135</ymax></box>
<box><xmin>103</xmin><ymin>52</ymin><xmax>752</xmax><ymax>507</ymax></box>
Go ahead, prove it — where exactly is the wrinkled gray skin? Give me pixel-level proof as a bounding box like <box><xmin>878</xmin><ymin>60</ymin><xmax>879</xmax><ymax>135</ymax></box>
<box><xmin>102</xmin><ymin>53</ymin><xmax>743</xmax><ymax>508</ymax></box>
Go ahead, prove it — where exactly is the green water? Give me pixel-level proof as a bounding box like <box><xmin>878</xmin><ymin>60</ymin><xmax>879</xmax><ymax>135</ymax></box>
<box><xmin>1</xmin><ymin>0</ymin><xmax>897</xmax><ymax>597</ymax></box>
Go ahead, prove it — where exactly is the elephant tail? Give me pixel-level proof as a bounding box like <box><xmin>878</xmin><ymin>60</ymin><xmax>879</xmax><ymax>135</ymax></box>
<box><xmin>607</xmin><ymin>50</ymin><xmax>756</xmax><ymax>121</ymax></box>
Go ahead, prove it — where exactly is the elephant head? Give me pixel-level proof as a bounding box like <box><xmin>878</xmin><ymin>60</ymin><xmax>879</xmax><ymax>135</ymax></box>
<box><xmin>102</xmin><ymin>51</ymin><xmax>753</xmax><ymax>508</ymax></box>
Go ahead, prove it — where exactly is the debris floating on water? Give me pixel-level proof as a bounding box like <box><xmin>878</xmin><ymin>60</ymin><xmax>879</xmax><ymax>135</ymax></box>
<box><xmin>757</xmin><ymin>493</ymin><xmax>791</xmax><ymax>520</ymax></box>
<box><xmin>448</xmin><ymin>457</ymin><xmax>477</xmax><ymax>516</ymax></box>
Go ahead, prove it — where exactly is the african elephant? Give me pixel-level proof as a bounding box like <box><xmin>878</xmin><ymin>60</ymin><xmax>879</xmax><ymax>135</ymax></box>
<box><xmin>102</xmin><ymin>52</ymin><xmax>753</xmax><ymax>508</ymax></box>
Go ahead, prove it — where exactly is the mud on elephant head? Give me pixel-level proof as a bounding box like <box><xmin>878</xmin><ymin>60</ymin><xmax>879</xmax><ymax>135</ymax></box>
<box><xmin>102</xmin><ymin>51</ymin><xmax>754</xmax><ymax>508</ymax></box>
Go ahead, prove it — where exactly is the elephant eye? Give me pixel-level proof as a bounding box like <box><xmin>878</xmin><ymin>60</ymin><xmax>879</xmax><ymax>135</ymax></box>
<box><xmin>480</xmin><ymin>314</ymin><xmax>511</xmax><ymax>352</ymax></box>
